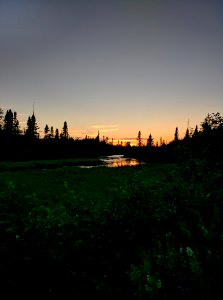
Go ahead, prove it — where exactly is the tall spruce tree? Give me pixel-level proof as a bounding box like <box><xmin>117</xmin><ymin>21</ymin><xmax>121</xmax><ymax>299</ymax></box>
<box><xmin>55</xmin><ymin>128</ymin><xmax>59</xmax><ymax>140</ymax></box>
<box><xmin>61</xmin><ymin>121</ymin><xmax>68</xmax><ymax>138</ymax></box>
<box><xmin>50</xmin><ymin>126</ymin><xmax>54</xmax><ymax>138</ymax></box>
<box><xmin>3</xmin><ymin>109</ymin><xmax>14</xmax><ymax>136</ymax></box>
<box><xmin>44</xmin><ymin>124</ymin><xmax>50</xmax><ymax>138</ymax></box>
<box><xmin>137</xmin><ymin>131</ymin><xmax>142</xmax><ymax>147</ymax></box>
<box><xmin>147</xmin><ymin>133</ymin><xmax>154</xmax><ymax>147</ymax></box>
<box><xmin>13</xmin><ymin>112</ymin><xmax>20</xmax><ymax>135</ymax></box>
<box><xmin>174</xmin><ymin>127</ymin><xmax>179</xmax><ymax>142</ymax></box>
<box><xmin>193</xmin><ymin>125</ymin><xmax>199</xmax><ymax>138</ymax></box>
<box><xmin>184</xmin><ymin>128</ymin><xmax>190</xmax><ymax>140</ymax></box>
<box><xmin>25</xmin><ymin>113</ymin><xmax>39</xmax><ymax>138</ymax></box>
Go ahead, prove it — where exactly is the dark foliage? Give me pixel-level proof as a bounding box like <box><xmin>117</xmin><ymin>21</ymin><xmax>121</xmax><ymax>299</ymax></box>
<box><xmin>0</xmin><ymin>107</ymin><xmax>222</xmax><ymax>163</ymax></box>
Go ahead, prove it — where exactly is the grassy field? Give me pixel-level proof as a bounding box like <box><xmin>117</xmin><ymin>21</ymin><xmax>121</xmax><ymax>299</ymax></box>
<box><xmin>1</xmin><ymin>160</ymin><xmax>223</xmax><ymax>299</ymax></box>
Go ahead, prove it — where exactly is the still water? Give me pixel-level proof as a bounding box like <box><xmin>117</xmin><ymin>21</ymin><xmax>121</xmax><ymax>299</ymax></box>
<box><xmin>79</xmin><ymin>155</ymin><xmax>141</xmax><ymax>168</ymax></box>
<box><xmin>99</xmin><ymin>155</ymin><xmax>140</xmax><ymax>167</ymax></box>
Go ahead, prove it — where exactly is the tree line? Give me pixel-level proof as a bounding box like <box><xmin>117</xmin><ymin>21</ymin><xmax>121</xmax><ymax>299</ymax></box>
<box><xmin>0</xmin><ymin>108</ymin><xmax>69</xmax><ymax>140</ymax></box>
<box><xmin>0</xmin><ymin>107</ymin><xmax>223</xmax><ymax>161</ymax></box>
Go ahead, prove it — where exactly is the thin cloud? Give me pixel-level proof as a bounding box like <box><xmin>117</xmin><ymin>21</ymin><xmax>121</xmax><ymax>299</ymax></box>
<box><xmin>89</xmin><ymin>124</ymin><xmax>120</xmax><ymax>134</ymax></box>
<box><xmin>100</xmin><ymin>128</ymin><xmax>119</xmax><ymax>133</ymax></box>
<box><xmin>69</xmin><ymin>129</ymin><xmax>86</xmax><ymax>133</ymax></box>
<box><xmin>90</xmin><ymin>124</ymin><xmax>119</xmax><ymax>129</ymax></box>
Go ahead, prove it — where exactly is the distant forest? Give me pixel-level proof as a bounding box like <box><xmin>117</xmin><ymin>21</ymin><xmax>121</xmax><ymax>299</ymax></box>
<box><xmin>0</xmin><ymin>107</ymin><xmax>223</xmax><ymax>162</ymax></box>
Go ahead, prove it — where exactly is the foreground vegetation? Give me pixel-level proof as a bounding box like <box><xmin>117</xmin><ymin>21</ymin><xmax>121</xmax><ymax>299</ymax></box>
<box><xmin>1</xmin><ymin>110</ymin><xmax>223</xmax><ymax>298</ymax></box>
<box><xmin>1</xmin><ymin>159</ymin><xmax>223</xmax><ymax>299</ymax></box>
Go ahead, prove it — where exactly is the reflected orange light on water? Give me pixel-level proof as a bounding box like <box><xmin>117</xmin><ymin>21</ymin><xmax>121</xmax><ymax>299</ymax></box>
<box><xmin>100</xmin><ymin>155</ymin><xmax>141</xmax><ymax>167</ymax></box>
<box><xmin>106</xmin><ymin>159</ymin><xmax>139</xmax><ymax>168</ymax></box>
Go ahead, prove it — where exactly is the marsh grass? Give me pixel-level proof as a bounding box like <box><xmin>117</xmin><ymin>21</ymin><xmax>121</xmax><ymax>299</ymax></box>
<box><xmin>0</xmin><ymin>161</ymin><xmax>223</xmax><ymax>299</ymax></box>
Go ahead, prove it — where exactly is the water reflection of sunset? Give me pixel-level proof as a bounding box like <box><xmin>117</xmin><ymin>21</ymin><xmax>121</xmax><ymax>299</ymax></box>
<box><xmin>107</xmin><ymin>159</ymin><xmax>139</xmax><ymax>168</ymax></box>
<box><xmin>100</xmin><ymin>155</ymin><xmax>141</xmax><ymax>168</ymax></box>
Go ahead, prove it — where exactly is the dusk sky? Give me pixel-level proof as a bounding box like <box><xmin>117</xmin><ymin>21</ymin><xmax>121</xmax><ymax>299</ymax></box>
<box><xmin>0</xmin><ymin>0</ymin><xmax>223</xmax><ymax>143</ymax></box>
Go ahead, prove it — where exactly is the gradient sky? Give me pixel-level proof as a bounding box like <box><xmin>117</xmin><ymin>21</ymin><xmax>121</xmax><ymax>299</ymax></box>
<box><xmin>0</xmin><ymin>0</ymin><xmax>223</xmax><ymax>143</ymax></box>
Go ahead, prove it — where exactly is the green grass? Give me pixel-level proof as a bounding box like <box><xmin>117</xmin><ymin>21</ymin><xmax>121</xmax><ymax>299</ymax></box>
<box><xmin>0</xmin><ymin>162</ymin><xmax>170</xmax><ymax>206</ymax></box>
<box><xmin>1</xmin><ymin>160</ymin><xmax>223</xmax><ymax>299</ymax></box>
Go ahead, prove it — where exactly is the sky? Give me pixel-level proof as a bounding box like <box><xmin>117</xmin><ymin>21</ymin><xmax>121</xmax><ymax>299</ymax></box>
<box><xmin>0</xmin><ymin>0</ymin><xmax>223</xmax><ymax>143</ymax></box>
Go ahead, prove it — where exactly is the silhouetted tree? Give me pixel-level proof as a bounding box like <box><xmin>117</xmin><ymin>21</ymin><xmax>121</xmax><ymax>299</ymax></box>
<box><xmin>50</xmin><ymin>126</ymin><xmax>54</xmax><ymax>138</ymax></box>
<box><xmin>137</xmin><ymin>131</ymin><xmax>142</xmax><ymax>147</ymax></box>
<box><xmin>147</xmin><ymin>133</ymin><xmax>154</xmax><ymax>147</ymax></box>
<box><xmin>193</xmin><ymin>125</ymin><xmax>199</xmax><ymax>139</ymax></box>
<box><xmin>184</xmin><ymin>128</ymin><xmax>190</xmax><ymax>141</ymax></box>
<box><xmin>2</xmin><ymin>109</ymin><xmax>20</xmax><ymax>138</ymax></box>
<box><xmin>0</xmin><ymin>107</ymin><xmax>4</xmax><ymax>131</ymax></box>
<box><xmin>174</xmin><ymin>127</ymin><xmax>179</xmax><ymax>142</ymax></box>
<box><xmin>201</xmin><ymin>112</ymin><xmax>223</xmax><ymax>132</ymax></box>
<box><xmin>13</xmin><ymin>112</ymin><xmax>20</xmax><ymax>135</ymax></box>
<box><xmin>44</xmin><ymin>124</ymin><xmax>50</xmax><ymax>138</ymax></box>
<box><xmin>25</xmin><ymin>113</ymin><xmax>39</xmax><ymax>138</ymax></box>
<box><xmin>3</xmin><ymin>109</ymin><xmax>14</xmax><ymax>136</ymax></box>
<box><xmin>61</xmin><ymin>121</ymin><xmax>69</xmax><ymax>138</ymax></box>
<box><xmin>55</xmin><ymin>128</ymin><xmax>59</xmax><ymax>140</ymax></box>
<box><xmin>199</xmin><ymin>112</ymin><xmax>223</xmax><ymax>161</ymax></box>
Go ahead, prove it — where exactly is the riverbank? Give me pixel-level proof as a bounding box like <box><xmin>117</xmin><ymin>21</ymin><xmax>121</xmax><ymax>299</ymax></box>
<box><xmin>0</xmin><ymin>155</ymin><xmax>143</xmax><ymax>171</ymax></box>
<box><xmin>0</xmin><ymin>157</ymin><xmax>102</xmax><ymax>171</ymax></box>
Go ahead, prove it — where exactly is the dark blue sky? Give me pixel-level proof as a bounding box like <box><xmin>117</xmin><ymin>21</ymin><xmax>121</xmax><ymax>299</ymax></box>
<box><xmin>0</xmin><ymin>0</ymin><xmax>223</xmax><ymax>142</ymax></box>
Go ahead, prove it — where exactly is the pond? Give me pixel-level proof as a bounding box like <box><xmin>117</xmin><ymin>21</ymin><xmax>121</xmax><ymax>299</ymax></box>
<box><xmin>79</xmin><ymin>155</ymin><xmax>142</xmax><ymax>168</ymax></box>
<box><xmin>100</xmin><ymin>155</ymin><xmax>140</xmax><ymax>167</ymax></box>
